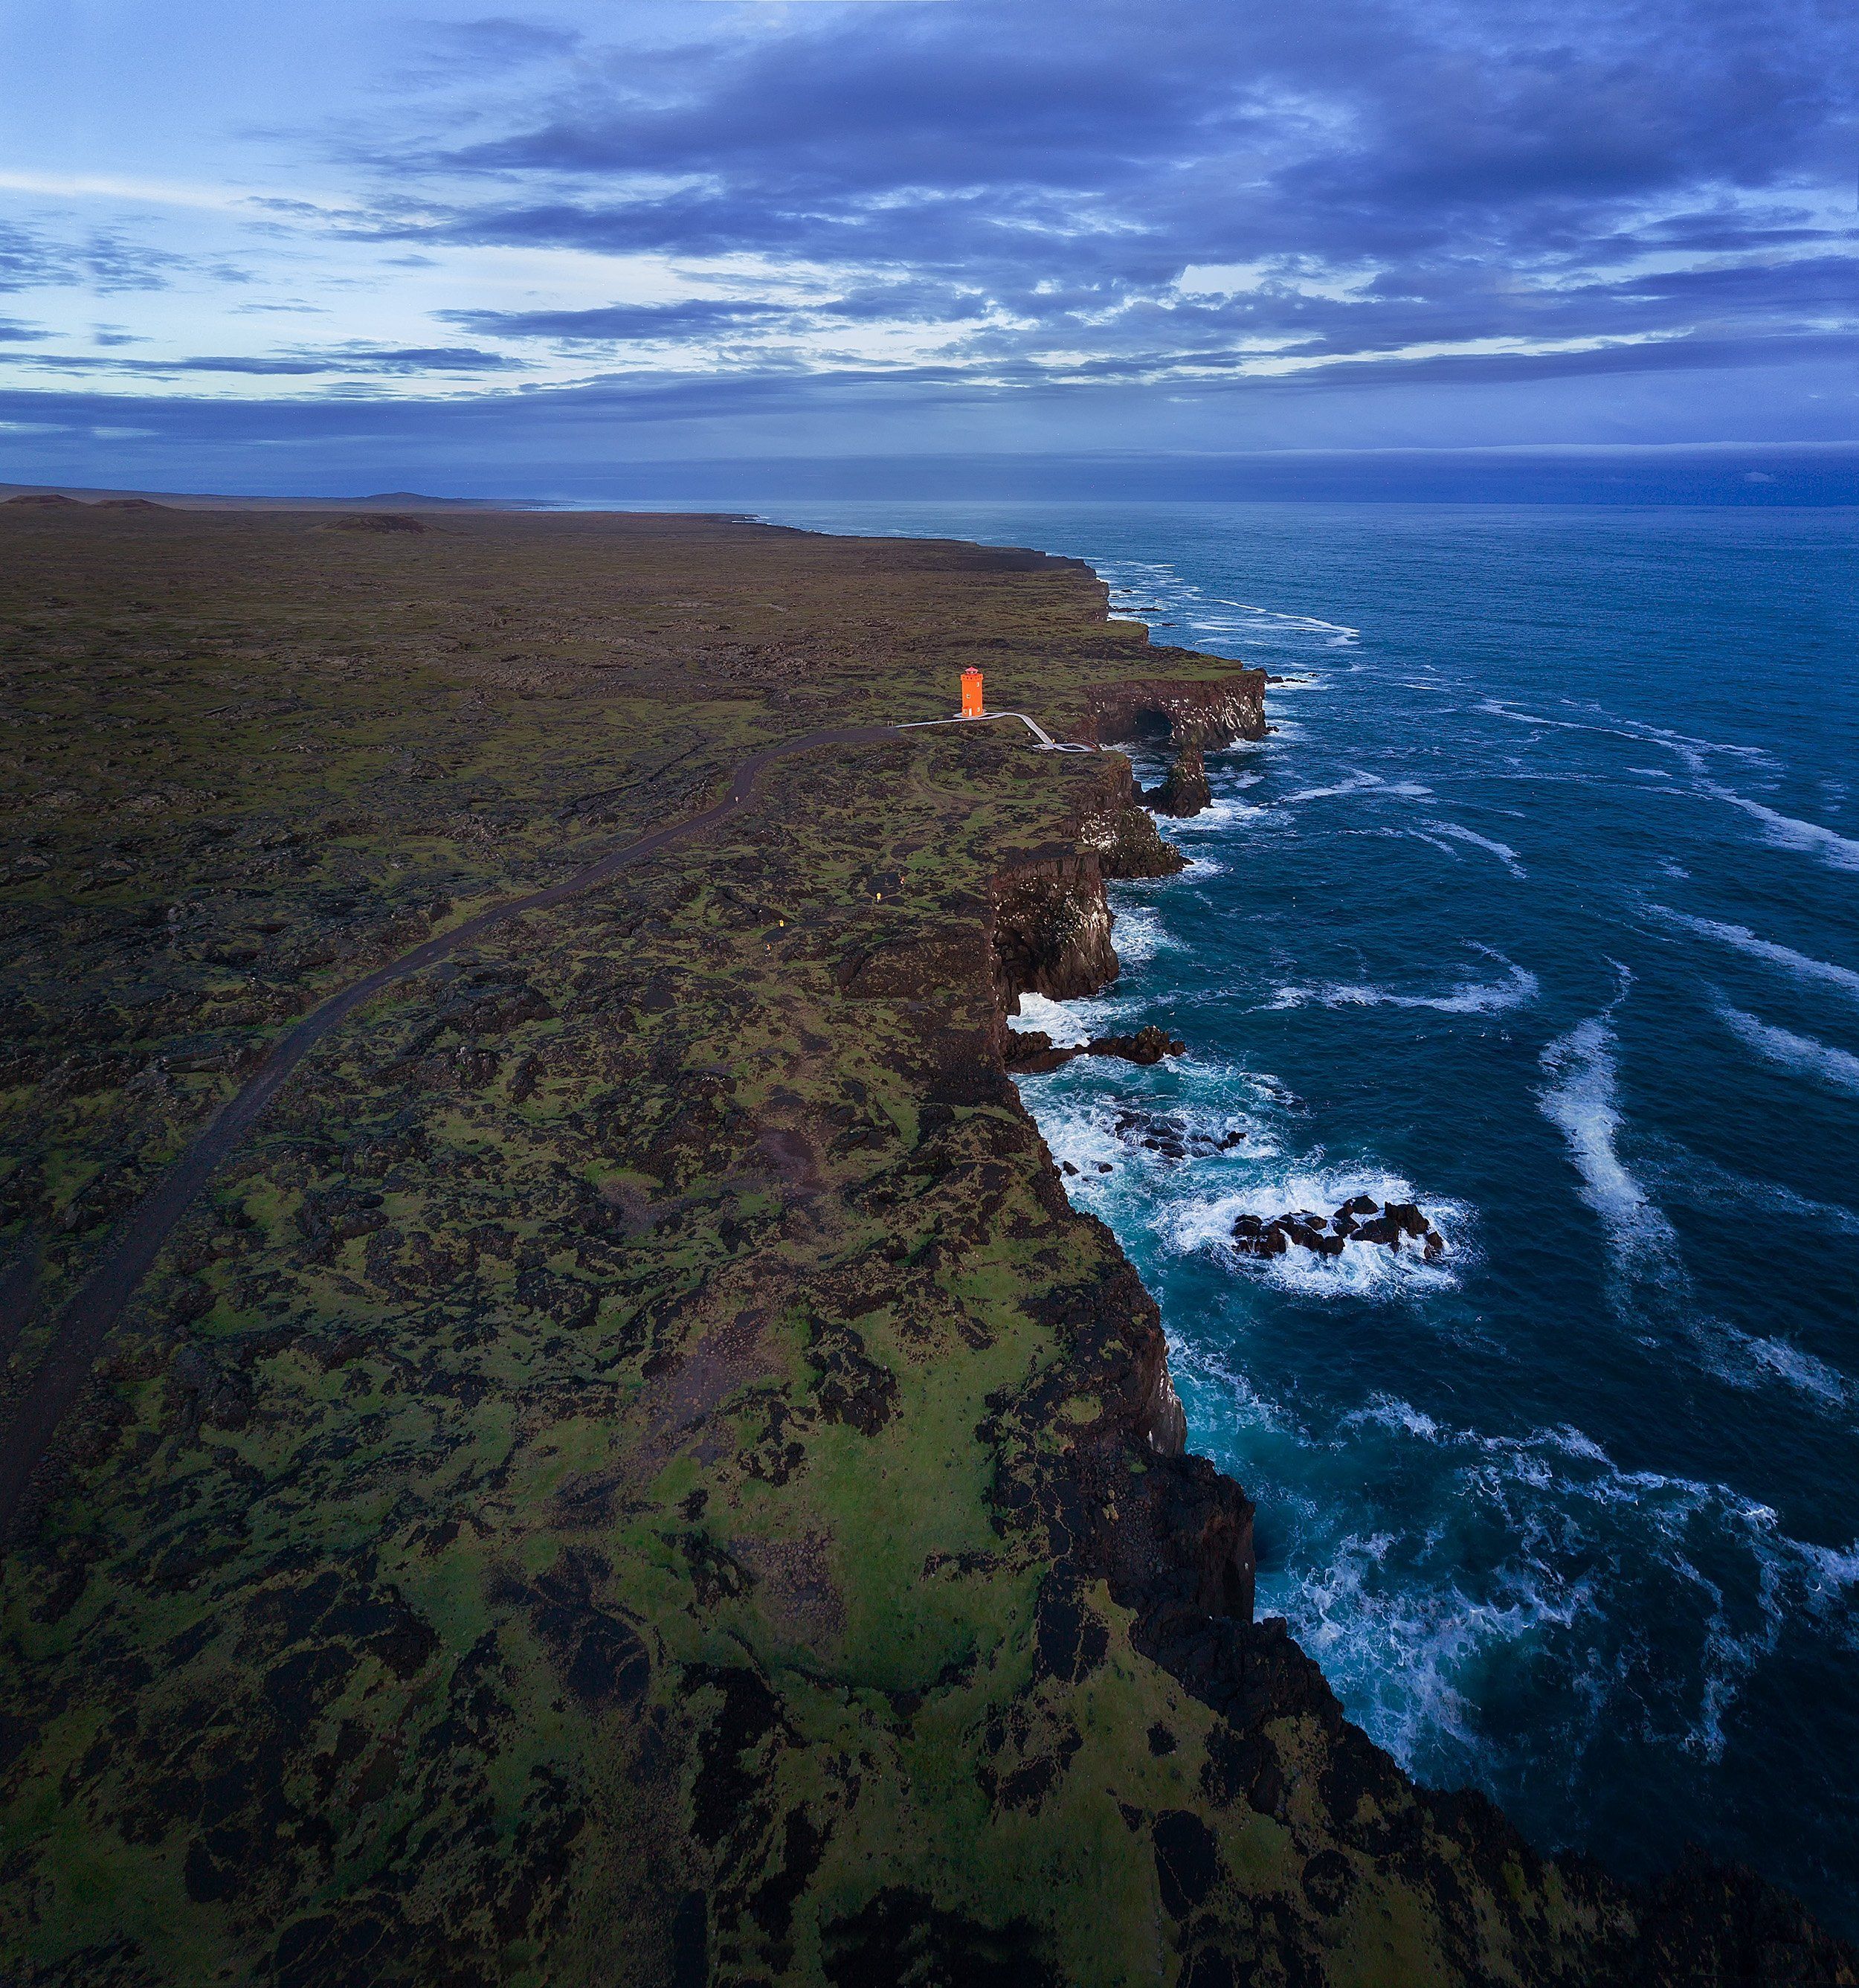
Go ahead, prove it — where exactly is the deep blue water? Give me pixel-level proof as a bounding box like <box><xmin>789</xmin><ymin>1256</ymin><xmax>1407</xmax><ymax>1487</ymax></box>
<box><xmin>656</xmin><ymin>500</ymin><xmax>1859</xmax><ymax>1926</ymax></box>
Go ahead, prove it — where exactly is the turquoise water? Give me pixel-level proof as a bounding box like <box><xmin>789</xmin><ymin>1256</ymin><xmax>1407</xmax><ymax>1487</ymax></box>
<box><xmin>731</xmin><ymin>501</ymin><xmax>1859</xmax><ymax>1923</ymax></box>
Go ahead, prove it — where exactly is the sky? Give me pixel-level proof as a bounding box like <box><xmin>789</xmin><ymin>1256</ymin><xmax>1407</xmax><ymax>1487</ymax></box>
<box><xmin>1</xmin><ymin>0</ymin><xmax>1855</xmax><ymax>498</ymax></box>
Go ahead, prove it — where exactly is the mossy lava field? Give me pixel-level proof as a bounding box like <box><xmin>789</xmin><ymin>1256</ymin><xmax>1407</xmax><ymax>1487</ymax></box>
<box><xmin>0</xmin><ymin>504</ymin><xmax>1849</xmax><ymax>1987</ymax></box>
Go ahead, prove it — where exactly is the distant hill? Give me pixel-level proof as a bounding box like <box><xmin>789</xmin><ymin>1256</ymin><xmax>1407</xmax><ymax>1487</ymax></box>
<box><xmin>0</xmin><ymin>480</ymin><xmax>527</xmax><ymax>511</ymax></box>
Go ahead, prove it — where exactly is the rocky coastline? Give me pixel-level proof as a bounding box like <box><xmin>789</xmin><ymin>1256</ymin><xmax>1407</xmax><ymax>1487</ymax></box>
<box><xmin>0</xmin><ymin>504</ymin><xmax>1849</xmax><ymax>1986</ymax></box>
<box><xmin>982</xmin><ymin>675</ymin><xmax>1854</xmax><ymax>1987</ymax></box>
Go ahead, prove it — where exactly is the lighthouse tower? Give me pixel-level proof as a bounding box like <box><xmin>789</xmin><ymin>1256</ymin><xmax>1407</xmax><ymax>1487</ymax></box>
<box><xmin>960</xmin><ymin>667</ymin><xmax>985</xmax><ymax>718</ymax></box>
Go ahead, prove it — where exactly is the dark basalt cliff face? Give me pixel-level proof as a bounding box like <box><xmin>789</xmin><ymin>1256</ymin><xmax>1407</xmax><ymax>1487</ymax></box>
<box><xmin>986</xmin><ymin>756</ymin><xmax>1182</xmax><ymax>1014</ymax></box>
<box><xmin>1077</xmin><ymin>752</ymin><xmax>1190</xmax><ymax>880</ymax></box>
<box><xmin>1085</xmin><ymin>672</ymin><xmax>1268</xmax><ymax>753</ymax></box>
<box><xmin>1083</xmin><ymin>675</ymin><xmax>1257</xmax><ymax>822</ymax></box>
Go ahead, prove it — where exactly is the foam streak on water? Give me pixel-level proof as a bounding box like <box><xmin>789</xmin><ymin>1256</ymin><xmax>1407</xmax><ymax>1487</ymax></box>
<box><xmin>1647</xmin><ymin>907</ymin><xmax>1859</xmax><ymax>1003</ymax></box>
<box><xmin>1538</xmin><ymin>1011</ymin><xmax>1678</xmax><ymax>1265</ymax></box>
<box><xmin>1715</xmin><ymin>1002</ymin><xmax>1859</xmax><ymax>1098</ymax></box>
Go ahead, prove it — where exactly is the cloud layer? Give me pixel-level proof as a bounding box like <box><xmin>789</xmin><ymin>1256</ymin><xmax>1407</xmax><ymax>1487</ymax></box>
<box><xmin>1</xmin><ymin>0</ymin><xmax>1853</xmax><ymax>483</ymax></box>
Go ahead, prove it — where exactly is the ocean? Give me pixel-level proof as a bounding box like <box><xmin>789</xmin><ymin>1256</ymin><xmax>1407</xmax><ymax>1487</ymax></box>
<box><xmin>665</xmin><ymin>498</ymin><xmax>1859</xmax><ymax>1926</ymax></box>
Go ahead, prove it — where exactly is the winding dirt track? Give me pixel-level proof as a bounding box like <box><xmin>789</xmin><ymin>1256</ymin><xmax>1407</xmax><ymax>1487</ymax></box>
<box><xmin>0</xmin><ymin>724</ymin><xmax>898</xmax><ymax>1537</ymax></box>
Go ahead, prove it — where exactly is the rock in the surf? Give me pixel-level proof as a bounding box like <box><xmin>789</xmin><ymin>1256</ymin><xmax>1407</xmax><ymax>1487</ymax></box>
<box><xmin>1086</xmin><ymin>1023</ymin><xmax>1185</xmax><ymax>1066</ymax></box>
<box><xmin>1005</xmin><ymin>1021</ymin><xmax>1185</xmax><ymax>1072</ymax></box>
<box><xmin>1231</xmin><ymin>1198</ymin><xmax>1448</xmax><ymax>1263</ymax></box>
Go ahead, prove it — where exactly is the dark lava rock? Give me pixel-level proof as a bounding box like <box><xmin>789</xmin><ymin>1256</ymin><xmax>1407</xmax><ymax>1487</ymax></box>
<box><xmin>1113</xmin><ymin>1111</ymin><xmax>1242</xmax><ymax>1164</ymax></box>
<box><xmin>1234</xmin><ymin>1198</ymin><xmax>1449</xmax><ymax>1263</ymax></box>
<box><xmin>1231</xmin><ymin>1216</ymin><xmax>1288</xmax><ymax>1258</ymax></box>
<box><xmin>170</xmin><ymin>1344</ymin><xmax>252</xmax><ymax>1429</ymax></box>
<box><xmin>1086</xmin><ymin>1024</ymin><xmax>1184</xmax><ymax>1067</ymax></box>
<box><xmin>297</xmin><ymin>1187</ymin><xmax>387</xmax><ymax>1261</ymax></box>
<box><xmin>1284</xmin><ymin>1220</ymin><xmax>1344</xmax><ymax>1258</ymax></box>
<box><xmin>1146</xmin><ymin>747</ymin><xmax>1213</xmax><ymax>819</ymax></box>
<box><xmin>1130</xmin><ymin>1114</ymin><xmax>1190</xmax><ymax>1160</ymax></box>
<box><xmin>1003</xmin><ymin>1028</ymin><xmax>1072</xmax><ymax>1073</ymax></box>
<box><xmin>1006</xmin><ymin>1023</ymin><xmax>1185</xmax><ymax>1072</ymax></box>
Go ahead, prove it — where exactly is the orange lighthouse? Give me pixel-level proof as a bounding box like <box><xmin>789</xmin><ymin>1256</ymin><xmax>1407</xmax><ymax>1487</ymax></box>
<box><xmin>960</xmin><ymin>667</ymin><xmax>985</xmax><ymax>718</ymax></box>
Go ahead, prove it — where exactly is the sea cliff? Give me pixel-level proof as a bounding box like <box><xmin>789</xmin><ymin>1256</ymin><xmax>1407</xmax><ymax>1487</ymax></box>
<box><xmin>0</xmin><ymin>504</ymin><xmax>1848</xmax><ymax>1986</ymax></box>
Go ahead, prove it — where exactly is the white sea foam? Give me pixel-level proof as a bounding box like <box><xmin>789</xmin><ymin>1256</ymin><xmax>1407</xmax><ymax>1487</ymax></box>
<box><xmin>1164</xmin><ymin>1332</ymin><xmax>1293</xmax><ymax>1436</ymax></box>
<box><xmin>1101</xmin><ymin>564</ymin><xmax>1361</xmax><ymax>660</ymax></box>
<box><xmin>1406</xmin><ymin>829</ymin><xmax>1464</xmax><ymax>858</ymax></box>
<box><xmin>1649</xmin><ymin>907</ymin><xmax>1859</xmax><ymax>1003</ymax></box>
<box><xmin>1272</xmin><ymin>952</ymin><xmax>1538</xmax><ymax>1016</ymax></box>
<box><xmin>1278</xmin><ymin>771</ymin><xmax>1435</xmax><ymax>805</ymax></box>
<box><xmin>1025</xmin><ymin>1078</ymin><xmax>1286</xmax><ymax>1225</ymax></box>
<box><xmin>1421</xmin><ymin>820</ymin><xmax>1527</xmax><ymax>878</ymax></box>
<box><xmin>1168</xmin><ymin>794</ymin><xmax>1269</xmax><ymax>831</ymax></box>
<box><xmin>1478</xmin><ymin>700</ymin><xmax>1771</xmax><ymax>765</ymax></box>
<box><xmin>1275</xmin><ymin>1401</ymin><xmax>1859</xmax><ymax>1769</ymax></box>
<box><xmin>1538</xmin><ymin>1015</ymin><xmax>1678</xmax><ymax>1264</ymax></box>
<box><xmin>1110</xmin><ymin>904</ymin><xmax>1176</xmax><ymax>966</ymax></box>
<box><xmin>1282</xmin><ymin>1536</ymin><xmax>1521</xmax><ymax>1759</ymax></box>
<box><xmin>1480</xmin><ymin>698</ymin><xmax>1855</xmax><ymax>872</ymax></box>
<box><xmin>1167</xmin><ymin>1171</ymin><xmax>1466</xmax><ymax>1299</ymax></box>
<box><xmin>1695</xmin><ymin>781</ymin><xmax>1859</xmax><ymax>872</ymax></box>
<box><xmin>1208</xmin><ymin>598</ymin><xmax>1362</xmax><ymax>638</ymax></box>
<box><xmin>1012</xmin><ymin>990</ymin><xmax>1092</xmax><ymax>1046</ymax></box>
<box><xmin>1682</xmin><ymin>1305</ymin><xmax>1859</xmax><ymax>1416</ymax></box>
<box><xmin>1745</xmin><ymin>1336</ymin><xmax>1853</xmax><ymax>1405</ymax></box>
<box><xmin>1341</xmin><ymin>1395</ymin><xmax>1447</xmax><ymax>1444</ymax></box>
<box><xmin>1714</xmin><ymin>1002</ymin><xmax>1859</xmax><ymax>1097</ymax></box>
<box><xmin>1798</xmin><ymin>1537</ymin><xmax>1859</xmax><ymax>1595</ymax></box>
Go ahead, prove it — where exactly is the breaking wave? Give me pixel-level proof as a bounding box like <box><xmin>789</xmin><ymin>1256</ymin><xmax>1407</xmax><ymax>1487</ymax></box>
<box><xmin>1167</xmin><ymin>1172</ymin><xmax>1466</xmax><ymax>1299</ymax></box>
<box><xmin>1274</xmin><ymin>1400</ymin><xmax>1859</xmax><ymax>1772</ymax></box>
